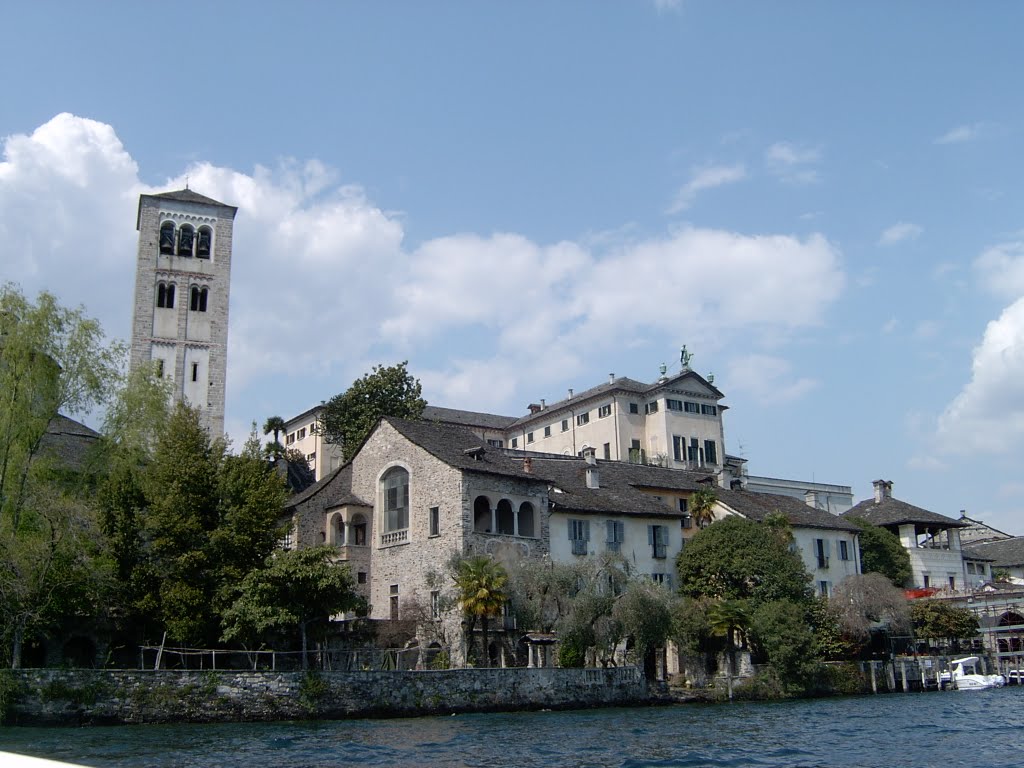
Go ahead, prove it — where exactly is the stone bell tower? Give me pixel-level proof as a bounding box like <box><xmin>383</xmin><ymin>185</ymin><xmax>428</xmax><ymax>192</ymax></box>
<box><xmin>129</xmin><ymin>189</ymin><xmax>237</xmax><ymax>436</ymax></box>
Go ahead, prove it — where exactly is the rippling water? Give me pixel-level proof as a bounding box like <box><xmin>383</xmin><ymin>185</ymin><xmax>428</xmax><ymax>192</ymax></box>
<box><xmin>3</xmin><ymin>687</ymin><xmax>1024</xmax><ymax>767</ymax></box>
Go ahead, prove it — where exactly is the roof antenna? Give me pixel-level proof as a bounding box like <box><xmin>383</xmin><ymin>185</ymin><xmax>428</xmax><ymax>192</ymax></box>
<box><xmin>185</xmin><ymin>175</ymin><xmax>190</xmax><ymax>190</ymax></box>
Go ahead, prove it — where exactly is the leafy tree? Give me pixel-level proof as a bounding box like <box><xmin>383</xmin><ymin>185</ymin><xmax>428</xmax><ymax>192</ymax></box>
<box><xmin>506</xmin><ymin>556</ymin><xmax>583</xmax><ymax>634</ymax></box>
<box><xmin>320</xmin><ymin>362</ymin><xmax>426</xmax><ymax>461</ymax></box>
<box><xmin>708</xmin><ymin>599</ymin><xmax>749</xmax><ymax>700</ymax></box>
<box><xmin>847</xmin><ymin>517</ymin><xmax>912</xmax><ymax>587</ymax></box>
<box><xmin>222</xmin><ymin>546</ymin><xmax>362</xmax><ymax>669</ymax></box>
<box><xmin>262</xmin><ymin>415</ymin><xmax>286</xmax><ymax>459</ymax></box>
<box><xmin>611</xmin><ymin>580</ymin><xmax>675</xmax><ymax>678</ymax></box>
<box><xmin>829</xmin><ymin>573</ymin><xmax>910</xmax><ymax>641</ymax></box>
<box><xmin>749</xmin><ymin>599</ymin><xmax>822</xmax><ymax>695</ymax></box>
<box><xmin>452</xmin><ymin>555</ymin><xmax>508</xmax><ymax>666</ymax></box>
<box><xmin>910</xmin><ymin>600</ymin><xmax>979</xmax><ymax>649</ymax></box>
<box><xmin>676</xmin><ymin>515</ymin><xmax>812</xmax><ymax>609</ymax></box>
<box><xmin>689</xmin><ymin>487</ymin><xmax>717</xmax><ymax>529</ymax></box>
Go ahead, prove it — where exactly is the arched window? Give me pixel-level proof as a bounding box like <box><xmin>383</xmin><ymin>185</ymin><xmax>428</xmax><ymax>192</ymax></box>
<box><xmin>518</xmin><ymin>502</ymin><xmax>535</xmax><ymax>538</ymax></box>
<box><xmin>178</xmin><ymin>224</ymin><xmax>194</xmax><ymax>257</ymax></box>
<box><xmin>197</xmin><ymin>226</ymin><xmax>212</xmax><ymax>258</ymax></box>
<box><xmin>159</xmin><ymin>222</ymin><xmax>176</xmax><ymax>254</ymax></box>
<box><xmin>156</xmin><ymin>282</ymin><xmax>175</xmax><ymax>309</ymax></box>
<box><xmin>496</xmin><ymin>499</ymin><xmax>515</xmax><ymax>535</ymax></box>
<box><xmin>351</xmin><ymin>514</ymin><xmax>367</xmax><ymax>545</ymax></box>
<box><xmin>474</xmin><ymin>495</ymin><xmax>492</xmax><ymax>533</ymax></box>
<box><xmin>381</xmin><ymin>468</ymin><xmax>409</xmax><ymax>533</ymax></box>
<box><xmin>190</xmin><ymin>286</ymin><xmax>208</xmax><ymax>312</ymax></box>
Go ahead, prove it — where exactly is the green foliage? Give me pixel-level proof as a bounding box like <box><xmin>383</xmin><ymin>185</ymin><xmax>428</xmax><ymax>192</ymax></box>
<box><xmin>557</xmin><ymin>637</ymin><xmax>587</xmax><ymax>668</ymax></box>
<box><xmin>910</xmin><ymin>600</ymin><xmax>979</xmax><ymax>643</ymax></box>
<box><xmin>0</xmin><ymin>669</ymin><xmax>23</xmax><ymax>723</ymax></box>
<box><xmin>750</xmin><ymin>599</ymin><xmax>823</xmax><ymax>695</ymax></box>
<box><xmin>506</xmin><ymin>556</ymin><xmax>585</xmax><ymax>633</ymax></box>
<box><xmin>847</xmin><ymin>517</ymin><xmax>912</xmax><ymax>587</ymax></box>
<box><xmin>452</xmin><ymin>555</ymin><xmax>508</xmax><ymax>666</ymax></box>
<box><xmin>676</xmin><ymin>515</ymin><xmax>812</xmax><ymax>608</ymax></box>
<box><xmin>320</xmin><ymin>361</ymin><xmax>426</xmax><ymax>461</ymax></box>
<box><xmin>822</xmin><ymin>662</ymin><xmax>867</xmax><ymax>695</ymax></box>
<box><xmin>671</xmin><ymin>597</ymin><xmax>712</xmax><ymax>657</ymax></box>
<box><xmin>689</xmin><ymin>487</ymin><xmax>717</xmax><ymax>529</ymax></box>
<box><xmin>429</xmin><ymin>649</ymin><xmax>450</xmax><ymax>670</ymax></box>
<box><xmin>298</xmin><ymin>670</ymin><xmax>330</xmax><ymax>712</ymax></box>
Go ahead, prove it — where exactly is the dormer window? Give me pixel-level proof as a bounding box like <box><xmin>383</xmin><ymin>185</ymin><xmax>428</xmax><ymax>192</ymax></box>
<box><xmin>196</xmin><ymin>226</ymin><xmax>212</xmax><ymax>258</ymax></box>
<box><xmin>159</xmin><ymin>222</ymin><xmax>176</xmax><ymax>254</ymax></box>
<box><xmin>178</xmin><ymin>224</ymin><xmax>195</xmax><ymax>257</ymax></box>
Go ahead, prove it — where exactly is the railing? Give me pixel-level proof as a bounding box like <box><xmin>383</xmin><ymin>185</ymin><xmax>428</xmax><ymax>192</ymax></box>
<box><xmin>380</xmin><ymin>529</ymin><xmax>409</xmax><ymax>546</ymax></box>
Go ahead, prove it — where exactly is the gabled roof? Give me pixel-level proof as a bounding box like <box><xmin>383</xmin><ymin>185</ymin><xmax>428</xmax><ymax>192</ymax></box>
<box><xmin>385</xmin><ymin>418</ymin><xmax>539</xmax><ymax>480</ymax></box>
<box><xmin>422</xmin><ymin>405</ymin><xmax>517</xmax><ymax>430</ymax></box>
<box><xmin>148</xmin><ymin>188</ymin><xmax>236</xmax><ymax>209</ymax></box>
<box><xmin>715</xmin><ymin>487</ymin><xmax>860</xmax><ymax>532</ymax></box>
<box><xmin>286</xmin><ymin>464</ymin><xmax>368</xmax><ymax>514</ymax></box>
<box><xmin>842</xmin><ymin>497</ymin><xmax>967</xmax><ymax>529</ymax></box>
<box><xmin>964</xmin><ymin>538</ymin><xmax>1024</xmax><ymax>568</ymax></box>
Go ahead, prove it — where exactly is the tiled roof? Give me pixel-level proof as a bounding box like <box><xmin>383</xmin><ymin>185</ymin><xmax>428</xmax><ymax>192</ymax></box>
<box><xmin>715</xmin><ymin>487</ymin><xmax>860</xmax><ymax>532</ymax></box>
<box><xmin>421</xmin><ymin>405</ymin><xmax>517</xmax><ymax>430</ymax></box>
<box><xmin>842</xmin><ymin>497</ymin><xmax>967</xmax><ymax>529</ymax></box>
<box><xmin>148</xmin><ymin>188</ymin><xmax>236</xmax><ymax>209</ymax></box>
<box><xmin>386</xmin><ymin>418</ymin><xmax>540</xmax><ymax>480</ymax></box>
<box><xmin>964</xmin><ymin>538</ymin><xmax>1024</xmax><ymax>568</ymax></box>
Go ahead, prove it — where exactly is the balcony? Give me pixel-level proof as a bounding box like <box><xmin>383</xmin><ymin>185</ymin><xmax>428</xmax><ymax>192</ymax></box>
<box><xmin>380</xmin><ymin>529</ymin><xmax>409</xmax><ymax>547</ymax></box>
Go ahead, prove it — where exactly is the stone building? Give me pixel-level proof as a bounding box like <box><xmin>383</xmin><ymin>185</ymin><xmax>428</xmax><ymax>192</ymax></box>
<box><xmin>129</xmin><ymin>189</ymin><xmax>237</xmax><ymax>436</ymax></box>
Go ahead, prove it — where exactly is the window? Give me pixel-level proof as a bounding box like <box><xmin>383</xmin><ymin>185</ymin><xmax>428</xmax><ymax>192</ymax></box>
<box><xmin>681</xmin><ymin>514</ymin><xmax>692</xmax><ymax>530</ymax></box>
<box><xmin>684</xmin><ymin>401</ymin><xmax>700</xmax><ymax>414</ymax></box>
<box><xmin>156</xmin><ymin>282</ymin><xmax>175</xmax><ymax>308</ymax></box>
<box><xmin>688</xmin><ymin>438</ymin><xmax>699</xmax><ymax>463</ymax></box>
<box><xmin>306</xmin><ymin>452</ymin><xmax>316</xmax><ymax>464</ymax></box>
<box><xmin>189</xmin><ymin>286</ymin><xmax>208</xmax><ymax>312</ymax></box>
<box><xmin>159</xmin><ymin>222</ymin><xmax>176</xmax><ymax>254</ymax></box>
<box><xmin>923</xmin><ymin>574</ymin><xmax>930</xmax><ymax>588</ymax></box>
<box><xmin>280</xmin><ymin>529</ymin><xmax>293</xmax><ymax>550</ymax></box>
<box><xmin>703</xmin><ymin>440</ymin><xmax>717</xmax><ymax>465</ymax></box>
<box><xmin>645</xmin><ymin>401</ymin><xmax>659</xmax><ymax>415</ymax></box>
<box><xmin>629</xmin><ymin>402</ymin><xmax>639</xmax><ymax>415</ymax></box>
<box><xmin>430</xmin><ymin>590</ymin><xmax>441</xmax><ymax>619</ymax></box>
<box><xmin>297</xmin><ymin>427</ymin><xmax>306</xmax><ymax>440</ymax></box>
<box><xmin>577</xmin><ymin>412</ymin><xmax>590</xmax><ymax>426</ymax></box>
<box><xmin>286</xmin><ymin>432</ymin><xmax>295</xmax><ymax>445</ymax></box>
<box><xmin>510</xmin><ymin>437</ymin><xmax>518</xmax><ymax>448</ymax></box>
<box><xmin>651</xmin><ymin>573</ymin><xmax>673</xmax><ymax>588</ymax></box>
<box><xmin>351</xmin><ymin>514</ymin><xmax>367</xmax><ymax>545</ymax></box>
<box><xmin>177</xmin><ymin>224</ymin><xmax>194</xmax><ymax>256</ymax></box>
<box><xmin>838</xmin><ymin>540</ymin><xmax>850</xmax><ymax>561</ymax></box>
<box><xmin>672</xmin><ymin>435</ymin><xmax>685</xmax><ymax>462</ymax></box>
<box><xmin>382</xmin><ymin>467</ymin><xmax>409</xmax><ymax>533</ymax></box>
<box><xmin>527</xmin><ymin>432</ymin><xmax>534</xmax><ymax>444</ymax></box>
<box><xmin>429</xmin><ymin>506</ymin><xmax>440</xmax><ymax>537</ymax></box>
<box><xmin>603</xmin><ymin>442</ymin><xmax>611</xmax><ymax>460</ymax></box>
<box><xmin>390</xmin><ymin>584</ymin><xmax>399</xmax><ymax>620</ymax></box>
<box><xmin>666</xmin><ymin>399</ymin><xmax>683</xmax><ymax>411</ymax></box>
<box><xmin>701</xmin><ymin>404</ymin><xmax>717</xmax><ymax>416</ymax></box>
<box><xmin>155</xmin><ymin>359</ymin><xmax>165</xmax><ymax>378</ymax></box>
<box><xmin>196</xmin><ymin>226</ymin><xmax>212</xmax><ymax>258</ymax></box>
<box><xmin>357</xmin><ymin>571</ymin><xmax>367</xmax><ymax>584</ymax></box>
<box><xmin>191</xmin><ymin>362</ymin><xmax>198</xmax><ymax>382</ymax></box>
<box><xmin>487</xmin><ymin>439</ymin><xmax>504</xmax><ymax>448</ymax></box>
<box><xmin>815</xmin><ymin>538</ymin><xmax>830</xmax><ymax>569</ymax></box>
<box><xmin>569</xmin><ymin>518</ymin><xmax>590</xmax><ymax>556</ymax></box>
<box><xmin>629</xmin><ymin>439</ymin><xmax>645</xmax><ymax>464</ymax></box>
<box><xmin>605</xmin><ymin>520</ymin><xmax>624</xmax><ymax>553</ymax></box>
<box><xmin>819</xmin><ymin>581</ymin><xmax>830</xmax><ymax>597</ymax></box>
<box><xmin>309</xmin><ymin>422</ymin><xmax>319</xmax><ymax>435</ymax></box>
<box><xmin>598</xmin><ymin>404</ymin><xmax>611</xmax><ymax>418</ymax></box>
<box><xmin>518</xmin><ymin>502</ymin><xmax>536</xmax><ymax>537</ymax></box>
<box><xmin>544</xmin><ymin>426</ymin><xmax>551</xmax><ymax>438</ymax></box>
<box><xmin>649</xmin><ymin>525</ymin><xmax>668</xmax><ymax>558</ymax></box>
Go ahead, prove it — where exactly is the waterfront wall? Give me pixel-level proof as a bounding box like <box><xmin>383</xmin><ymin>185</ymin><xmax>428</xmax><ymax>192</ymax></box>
<box><xmin>6</xmin><ymin>666</ymin><xmax>648</xmax><ymax>726</ymax></box>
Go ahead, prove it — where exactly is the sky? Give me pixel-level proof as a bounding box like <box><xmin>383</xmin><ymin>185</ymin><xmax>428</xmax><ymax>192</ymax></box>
<box><xmin>2</xmin><ymin>2</ymin><xmax>1024</xmax><ymax>533</ymax></box>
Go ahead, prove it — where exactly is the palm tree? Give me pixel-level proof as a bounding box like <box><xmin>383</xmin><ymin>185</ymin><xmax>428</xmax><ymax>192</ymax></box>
<box><xmin>708</xmin><ymin>599</ymin><xmax>749</xmax><ymax>701</ymax></box>
<box><xmin>690</xmin><ymin>487</ymin><xmax>717</xmax><ymax>529</ymax></box>
<box><xmin>453</xmin><ymin>555</ymin><xmax>508</xmax><ymax>667</ymax></box>
<box><xmin>263</xmin><ymin>415</ymin><xmax>286</xmax><ymax>459</ymax></box>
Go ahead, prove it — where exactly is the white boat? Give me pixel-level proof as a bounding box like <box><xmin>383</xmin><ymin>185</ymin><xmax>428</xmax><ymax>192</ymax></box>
<box><xmin>939</xmin><ymin>656</ymin><xmax>1005</xmax><ymax>690</ymax></box>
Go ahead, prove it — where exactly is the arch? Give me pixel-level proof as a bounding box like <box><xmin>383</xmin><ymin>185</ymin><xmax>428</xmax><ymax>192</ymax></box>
<box><xmin>350</xmin><ymin>513</ymin><xmax>367</xmax><ymax>545</ymax></box>
<box><xmin>196</xmin><ymin>225</ymin><xmax>213</xmax><ymax>258</ymax></box>
<box><xmin>190</xmin><ymin>285</ymin><xmax>208</xmax><ymax>312</ymax></box>
<box><xmin>474</xmin><ymin>495</ymin><xmax>492</xmax><ymax>533</ymax></box>
<box><xmin>177</xmin><ymin>224</ymin><xmax>195</xmax><ymax>256</ymax></box>
<box><xmin>998</xmin><ymin>612</ymin><xmax>1024</xmax><ymax>627</ymax></box>
<box><xmin>517</xmin><ymin>501</ymin><xmax>535</xmax><ymax>538</ymax></box>
<box><xmin>156</xmin><ymin>282</ymin><xmax>175</xmax><ymax>309</ymax></box>
<box><xmin>159</xmin><ymin>221</ymin><xmax>176</xmax><ymax>254</ymax></box>
<box><xmin>327</xmin><ymin>512</ymin><xmax>345</xmax><ymax>546</ymax></box>
<box><xmin>496</xmin><ymin>499</ymin><xmax>515</xmax><ymax>535</ymax></box>
<box><xmin>381</xmin><ymin>467</ymin><xmax>409</xmax><ymax>533</ymax></box>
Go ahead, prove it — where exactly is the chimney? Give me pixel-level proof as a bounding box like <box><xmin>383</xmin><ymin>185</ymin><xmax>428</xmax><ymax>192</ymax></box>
<box><xmin>609</xmin><ymin>373</ymin><xmax>615</xmax><ymax>384</ymax></box>
<box><xmin>584</xmin><ymin>448</ymin><xmax>597</xmax><ymax>465</ymax></box>
<box><xmin>540</xmin><ymin>398</ymin><xmax>546</xmax><ymax>409</ymax></box>
<box><xmin>568</xmin><ymin>388</ymin><xmax>574</xmax><ymax>398</ymax></box>
<box><xmin>528</xmin><ymin>403</ymin><xmax>542</xmax><ymax>415</ymax></box>
<box><xmin>804</xmin><ymin>490</ymin><xmax>820</xmax><ymax>509</ymax></box>
<box><xmin>583</xmin><ymin>450</ymin><xmax>599</xmax><ymax>488</ymax></box>
<box><xmin>523</xmin><ymin>457</ymin><xmax>533</xmax><ymax>474</ymax></box>
<box><xmin>872</xmin><ymin>479</ymin><xmax>892</xmax><ymax>503</ymax></box>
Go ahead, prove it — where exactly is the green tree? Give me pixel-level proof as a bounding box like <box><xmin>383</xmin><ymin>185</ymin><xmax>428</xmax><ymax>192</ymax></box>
<box><xmin>750</xmin><ymin>599</ymin><xmax>822</xmax><ymax>695</ymax></box>
<box><xmin>676</xmin><ymin>515</ymin><xmax>812</xmax><ymax>609</ymax></box>
<box><xmin>320</xmin><ymin>362</ymin><xmax>426</xmax><ymax>461</ymax></box>
<box><xmin>222</xmin><ymin>546</ymin><xmax>362</xmax><ymax>669</ymax></box>
<box><xmin>452</xmin><ymin>555</ymin><xmax>508</xmax><ymax>666</ymax></box>
<box><xmin>847</xmin><ymin>517</ymin><xmax>912</xmax><ymax>587</ymax></box>
<box><xmin>910</xmin><ymin>600</ymin><xmax>979</xmax><ymax>650</ymax></box>
<box><xmin>262</xmin><ymin>415</ymin><xmax>286</xmax><ymax>459</ymax></box>
<box><xmin>708</xmin><ymin>599</ymin><xmax>749</xmax><ymax>700</ymax></box>
<box><xmin>689</xmin><ymin>487</ymin><xmax>717</xmax><ymax>529</ymax></box>
<box><xmin>611</xmin><ymin>579</ymin><xmax>675</xmax><ymax>678</ymax></box>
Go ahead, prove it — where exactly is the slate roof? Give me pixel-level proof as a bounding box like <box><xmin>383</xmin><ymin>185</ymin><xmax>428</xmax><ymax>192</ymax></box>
<box><xmin>286</xmin><ymin>465</ymin><xmax>368</xmax><ymax>514</ymax></box>
<box><xmin>148</xmin><ymin>188</ymin><xmax>237</xmax><ymax>210</ymax></box>
<box><xmin>506</xmin><ymin>370</ymin><xmax>725</xmax><ymax>428</ymax></box>
<box><xmin>272</xmin><ymin>456</ymin><xmax>316</xmax><ymax>495</ymax></box>
<box><xmin>386</xmin><ymin>418</ymin><xmax>539</xmax><ymax>480</ymax></box>
<box><xmin>715</xmin><ymin>487</ymin><xmax>860</xmax><ymax>532</ymax></box>
<box><xmin>964</xmin><ymin>538</ymin><xmax>1024</xmax><ymax>568</ymax></box>
<box><xmin>841</xmin><ymin>497</ymin><xmax>967</xmax><ymax>529</ymax></box>
<box><xmin>421</xmin><ymin>405</ymin><xmax>517</xmax><ymax>430</ymax></box>
<box><xmin>38</xmin><ymin>414</ymin><xmax>101</xmax><ymax>473</ymax></box>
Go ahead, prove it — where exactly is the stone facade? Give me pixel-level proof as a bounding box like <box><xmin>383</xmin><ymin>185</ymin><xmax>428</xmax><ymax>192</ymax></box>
<box><xmin>6</xmin><ymin>667</ymin><xmax>647</xmax><ymax>725</ymax></box>
<box><xmin>129</xmin><ymin>190</ymin><xmax>237</xmax><ymax>436</ymax></box>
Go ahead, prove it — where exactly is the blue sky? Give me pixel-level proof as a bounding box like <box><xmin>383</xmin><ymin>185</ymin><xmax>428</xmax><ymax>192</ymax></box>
<box><xmin>3</xmin><ymin>2</ymin><xmax>1024</xmax><ymax>532</ymax></box>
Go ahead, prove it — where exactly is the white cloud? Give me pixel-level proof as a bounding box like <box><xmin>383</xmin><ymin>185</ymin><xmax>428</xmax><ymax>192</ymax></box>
<box><xmin>935</xmin><ymin>123</ymin><xmax>985</xmax><ymax>145</ymax></box>
<box><xmin>907</xmin><ymin>455</ymin><xmax>949</xmax><ymax>472</ymax></box>
<box><xmin>723</xmin><ymin>354</ymin><xmax>818</xmax><ymax>405</ymax></box>
<box><xmin>938</xmin><ymin>297</ymin><xmax>1024</xmax><ymax>453</ymax></box>
<box><xmin>878</xmin><ymin>221</ymin><xmax>922</xmax><ymax>246</ymax></box>
<box><xmin>765</xmin><ymin>142</ymin><xmax>822</xmax><ymax>184</ymax></box>
<box><xmin>667</xmin><ymin>164</ymin><xmax>746</xmax><ymax>213</ymax></box>
<box><xmin>975</xmin><ymin>240</ymin><xmax>1024</xmax><ymax>300</ymax></box>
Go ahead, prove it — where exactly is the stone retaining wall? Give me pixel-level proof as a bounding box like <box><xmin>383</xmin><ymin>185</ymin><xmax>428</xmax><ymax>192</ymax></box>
<box><xmin>7</xmin><ymin>666</ymin><xmax>649</xmax><ymax>726</ymax></box>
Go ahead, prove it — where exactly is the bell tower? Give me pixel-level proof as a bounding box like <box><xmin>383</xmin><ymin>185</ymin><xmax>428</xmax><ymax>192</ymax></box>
<box><xmin>129</xmin><ymin>189</ymin><xmax>237</xmax><ymax>436</ymax></box>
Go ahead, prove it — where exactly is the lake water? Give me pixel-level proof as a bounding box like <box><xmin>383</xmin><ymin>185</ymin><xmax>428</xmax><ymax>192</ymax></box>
<box><xmin>3</xmin><ymin>686</ymin><xmax>1024</xmax><ymax>767</ymax></box>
